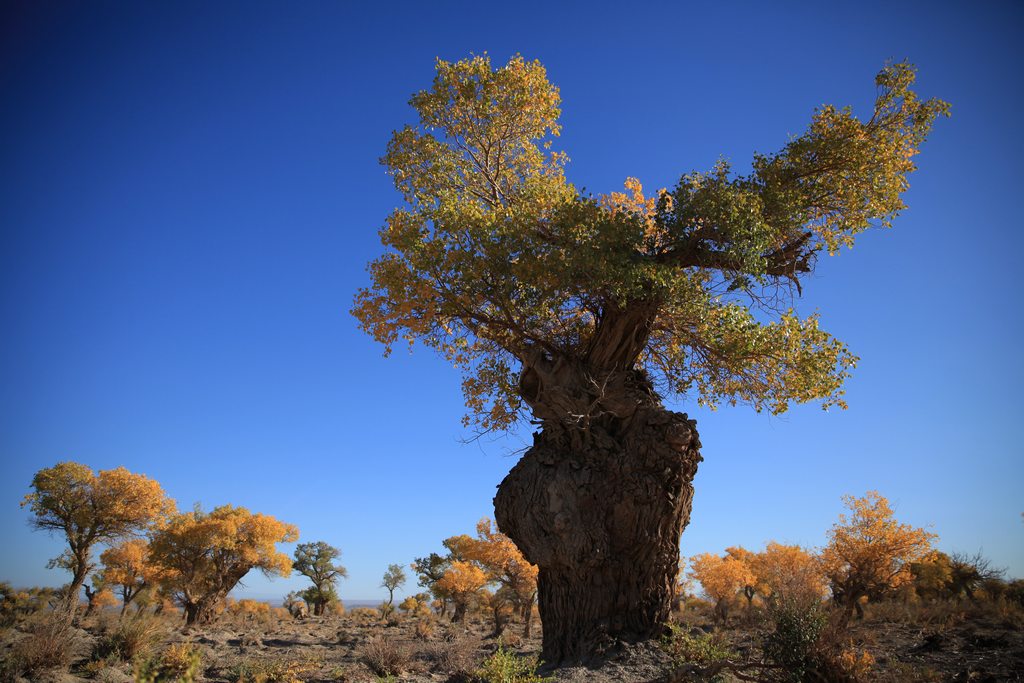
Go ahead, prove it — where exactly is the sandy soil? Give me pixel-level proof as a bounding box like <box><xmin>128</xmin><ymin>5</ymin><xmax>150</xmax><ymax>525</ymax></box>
<box><xmin>3</xmin><ymin>603</ymin><xmax>1023</xmax><ymax>682</ymax></box>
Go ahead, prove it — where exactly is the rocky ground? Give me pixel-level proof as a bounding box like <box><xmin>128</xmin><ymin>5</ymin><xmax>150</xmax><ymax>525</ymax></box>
<box><xmin>2</xmin><ymin>601</ymin><xmax>1022</xmax><ymax>682</ymax></box>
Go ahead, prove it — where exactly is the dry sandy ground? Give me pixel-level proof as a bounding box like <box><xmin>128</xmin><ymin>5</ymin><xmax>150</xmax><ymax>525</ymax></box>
<box><xmin>3</xmin><ymin>605</ymin><xmax>1023</xmax><ymax>682</ymax></box>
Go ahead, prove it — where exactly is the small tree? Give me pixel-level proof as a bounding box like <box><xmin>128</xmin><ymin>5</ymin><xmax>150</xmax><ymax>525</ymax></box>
<box><xmin>98</xmin><ymin>538</ymin><xmax>165</xmax><ymax>616</ymax></box>
<box><xmin>293</xmin><ymin>541</ymin><xmax>347</xmax><ymax>616</ymax></box>
<box><xmin>910</xmin><ymin>551</ymin><xmax>954</xmax><ymax>601</ymax></box>
<box><xmin>947</xmin><ymin>551</ymin><xmax>1005</xmax><ymax>600</ymax></box>
<box><xmin>148</xmin><ymin>505</ymin><xmax>298</xmax><ymax>625</ymax></box>
<box><xmin>411</xmin><ymin>553</ymin><xmax>452</xmax><ymax>617</ymax></box>
<box><xmin>82</xmin><ymin>581</ymin><xmax>117</xmax><ymax>617</ymax></box>
<box><xmin>381</xmin><ymin>564</ymin><xmax>407</xmax><ymax>607</ymax></box>
<box><xmin>821</xmin><ymin>491</ymin><xmax>935</xmax><ymax>621</ymax></box>
<box><xmin>22</xmin><ymin>461</ymin><xmax>175</xmax><ymax>613</ymax></box>
<box><xmin>724</xmin><ymin>546</ymin><xmax>760</xmax><ymax>610</ymax></box>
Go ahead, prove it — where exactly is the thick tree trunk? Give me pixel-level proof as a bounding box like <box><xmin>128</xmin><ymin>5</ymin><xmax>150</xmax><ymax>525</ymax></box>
<box><xmin>184</xmin><ymin>595</ymin><xmax>223</xmax><ymax>626</ymax></box>
<box><xmin>451</xmin><ymin>599</ymin><xmax>468</xmax><ymax>623</ymax></box>
<box><xmin>494</xmin><ymin>393</ymin><xmax>701</xmax><ymax>664</ymax></box>
<box><xmin>522</xmin><ymin>599</ymin><xmax>534</xmax><ymax>639</ymax></box>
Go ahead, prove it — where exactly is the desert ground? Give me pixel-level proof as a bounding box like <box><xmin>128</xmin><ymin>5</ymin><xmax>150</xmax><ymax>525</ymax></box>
<box><xmin>3</xmin><ymin>597</ymin><xmax>1023</xmax><ymax>682</ymax></box>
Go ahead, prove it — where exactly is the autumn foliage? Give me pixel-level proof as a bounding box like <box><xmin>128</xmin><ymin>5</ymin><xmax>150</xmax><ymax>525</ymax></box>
<box><xmin>21</xmin><ymin>462</ymin><xmax>175</xmax><ymax>612</ymax></box>
<box><xmin>821</xmin><ymin>491</ymin><xmax>935</xmax><ymax>620</ymax></box>
<box><xmin>147</xmin><ymin>505</ymin><xmax>298</xmax><ymax>625</ymax></box>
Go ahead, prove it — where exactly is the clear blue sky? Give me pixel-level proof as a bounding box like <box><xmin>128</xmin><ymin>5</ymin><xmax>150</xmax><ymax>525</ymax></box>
<box><xmin>1</xmin><ymin>1</ymin><xmax>1021</xmax><ymax>603</ymax></box>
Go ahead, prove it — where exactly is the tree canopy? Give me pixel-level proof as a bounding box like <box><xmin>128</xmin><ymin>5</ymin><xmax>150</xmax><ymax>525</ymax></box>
<box><xmin>22</xmin><ymin>461</ymin><xmax>175</xmax><ymax>610</ymax></box>
<box><xmin>293</xmin><ymin>541</ymin><xmax>347</xmax><ymax>615</ymax></box>
<box><xmin>147</xmin><ymin>504</ymin><xmax>298</xmax><ymax>624</ymax></box>
<box><xmin>353</xmin><ymin>55</ymin><xmax>949</xmax><ymax>431</ymax></box>
<box><xmin>821</xmin><ymin>491</ymin><xmax>936</xmax><ymax>619</ymax></box>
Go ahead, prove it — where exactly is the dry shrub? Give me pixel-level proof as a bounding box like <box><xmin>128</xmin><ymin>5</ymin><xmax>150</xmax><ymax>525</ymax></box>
<box><xmin>2</xmin><ymin>610</ymin><xmax>81</xmax><ymax>680</ymax></box>
<box><xmin>864</xmin><ymin>599</ymin><xmax>916</xmax><ymax>624</ymax></box>
<box><xmin>413</xmin><ymin>618</ymin><xmax>436</xmax><ymax>640</ymax></box>
<box><xmin>360</xmin><ymin>635</ymin><xmax>414</xmax><ymax>677</ymax></box>
<box><xmin>876</xmin><ymin>661</ymin><xmax>944</xmax><ymax>682</ymax></box>
<box><xmin>91</xmin><ymin>613</ymin><xmax>166</xmax><ymax>663</ymax></box>
<box><xmin>349</xmin><ymin>607</ymin><xmax>378</xmax><ymax>622</ymax></box>
<box><xmin>498</xmin><ymin>630</ymin><xmax>523</xmax><ymax>649</ymax></box>
<box><xmin>426</xmin><ymin>629</ymin><xmax>481</xmax><ymax>679</ymax></box>
<box><xmin>230</xmin><ymin>655</ymin><xmax>319</xmax><ymax>683</ymax></box>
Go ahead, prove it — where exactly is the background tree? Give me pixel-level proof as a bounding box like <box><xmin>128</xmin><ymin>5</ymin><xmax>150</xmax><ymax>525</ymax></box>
<box><xmin>456</xmin><ymin>518</ymin><xmax>539</xmax><ymax>637</ymax></box>
<box><xmin>750</xmin><ymin>541</ymin><xmax>826</xmax><ymax>609</ymax></box>
<box><xmin>821</xmin><ymin>491</ymin><xmax>936</xmax><ymax>621</ymax></box>
<box><xmin>82</xmin><ymin>582</ymin><xmax>117</xmax><ymax>616</ymax></box>
<box><xmin>411</xmin><ymin>553</ymin><xmax>452</xmax><ymax>617</ymax></box>
<box><xmin>380</xmin><ymin>563</ymin><xmax>407</xmax><ymax>607</ymax></box>
<box><xmin>353</xmin><ymin>55</ymin><xmax>946</xmax><ymax>662</ymax></box>
<box><xmin>910</xmin><ymin>551</ymin><xmax>954</xmax><ymax>601</ymax></box>
<box><xmin>21</xmin><ymin>461</ymin><xmax>174</xmax><ymax>613</ymax></box>
<box><xmin>724</xmin><ymin>546</ymin><xmax>761</xmax><ymax>610</ymax></box>
<box><xmin>148</xmin><ymin>505</ymin><xmax>298</xmax><ymax>625</ymax></box>
<box><xmin>98</xmin><ymin>538</ymin><xmax>165</xmax><ymax>616</ymax></box>
<box><xmin>689</xmin><ymin>552</ymin><xmax>756</xmax><ymax>622</ymax></box>
<box><xmin>293</xmin><ymin>541</ymin><xmax>347</xmax><ymax>616</ymax></box>
<box><xmin>947</xmin><ymin>551</ymin><xmax>1005</xmax><ymax>601</ymax></box>
<box><xmin>436</xmin><ymin>560</ymin><xmax>487</xmax><ymax>622</ymax></box>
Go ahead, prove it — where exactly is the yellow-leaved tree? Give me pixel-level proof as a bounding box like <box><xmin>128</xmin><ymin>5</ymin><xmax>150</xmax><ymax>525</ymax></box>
<box><xmin>436</xmin><ymin>560</ymin><xmax>488</xmax><ymax>623</ymax></box>
<box><xmin>148</xmin><ymin>505</ymin><xmax>298</xmax><ymax>625</ymax></box>
<box><xmin>689</xmin><ymin>552</ymin><xmax>756</xmax><ymax>622</ymax></box>
<box><xmin>751</xmin><ymin>541</ymin><xmax>827</xmax><ymax>609</ymax></box>
<box><xmin>821</xmin><ymin>491</ymin><xmax>936</xmax><ymax>620</ymax></box>
<box><xmin>97</xmin><ymin>538</ymin><xmax>171</xmax><ymax>617</ymax></box>
<box><xmin>459</xmin><ymin>518</ymin><xmax>539</xmax><ymax>637</ymax></box>
<box><xmin>22</xmin><ymin>461</ymin><xmax>175</xmax><ymax>613</ymax></box>
<box><xmin>354</xmin><ymin>54</ymin><xmax>947</xmax><ymax>662</ymax></box>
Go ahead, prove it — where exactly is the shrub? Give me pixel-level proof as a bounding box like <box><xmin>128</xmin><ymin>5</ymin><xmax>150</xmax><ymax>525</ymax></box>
<box><xmin>229</xmin><ymin>656</ymin><xmax>319</xmax><ymax>683</ymax></box>
<box><xmin>762</xmin><ymin>601</ymin><xmax>828</xmax><ymax>682</ymax></box>
<box><xmin>1</xmin><ymin>611</ymin><xmax>81</xmax><ymax>680</ymax></box>
<box><xmin>475</xmin><ymin>647</ymin><xmax>549</xmax><ymax>683</ymax></box>
<box><xmin>349</xmin><ymin>607</ymin><xmax>379</xmax><ymax>621</ymax></box>
<box><xmin>133</xmin><ymin>642</ymin><xmax>203</xmax><ymax>682</ymax></box>
<box><xmin>413</xmin><ymin>618</ymin><xmax>436</xmax><ymax>640</ymax></box>
<box><xmin>92</xmin><ymin>614</ymin><xmax>166</xmax><ymax>663</ymax></box>
<box><xmin>425</xmin><ymin>630</ymin><xmax>480</xmax><ymax>678</ymax></box>
<box><xmin>660</xmin><ymin>624</ymin><xmax>736</xmax><ymax>681</ymax></box>
<box><xmin>360</xmin><ymin>635</ymin><xmax>414</xmax><ymax>677</ymax></box>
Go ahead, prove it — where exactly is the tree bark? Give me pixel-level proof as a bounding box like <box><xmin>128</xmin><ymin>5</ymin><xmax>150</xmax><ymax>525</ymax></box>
<box><xmin>494</xmin><ymin>366</ymin><xmax>702</xmax><ymax>664</ymax></box>
<box><xmin>184</xmin><ymin>595</ymin><xmax>223</xmax><ymax>626</ymax></box>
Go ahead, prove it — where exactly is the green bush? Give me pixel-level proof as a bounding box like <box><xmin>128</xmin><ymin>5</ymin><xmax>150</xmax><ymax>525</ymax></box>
<box><xmin>475</xmin><ymin>647</ymin><xmax>549</xmax><ymax>683</ymax></box>
<box><xmin>133</xmin><ymin>642</ymin><xmax>203</xmax><ymax>682</ymax></box>
<box><xmin>660</xmin><ymin>624</ymin><xmax>736</xmax><ymax>681</ymax></box>
<box><xmin>762</xmin><ymin>601</ymin><xmax>827</xmax><ymax>682</ymax></box>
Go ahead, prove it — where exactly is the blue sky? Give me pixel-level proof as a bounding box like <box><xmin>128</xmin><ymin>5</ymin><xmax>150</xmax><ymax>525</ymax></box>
<box><xmin>1</xmin><ymin>1</ymin><xmax>1021</xmax><ymax>603</ymax></box>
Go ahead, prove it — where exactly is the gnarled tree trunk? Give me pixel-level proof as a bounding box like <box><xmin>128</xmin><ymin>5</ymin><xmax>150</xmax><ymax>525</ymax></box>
<box><xmin>494</xmin><ymin>355</ymin><xmax>702</xmax><ymax>665</ymax></box>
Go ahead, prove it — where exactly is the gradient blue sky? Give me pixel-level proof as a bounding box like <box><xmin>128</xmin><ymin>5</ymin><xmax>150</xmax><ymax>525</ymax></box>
<box><xmin>1</xmin><ymin>1</ymin><xmax>1021</xmax><ymax>603</ymax></box>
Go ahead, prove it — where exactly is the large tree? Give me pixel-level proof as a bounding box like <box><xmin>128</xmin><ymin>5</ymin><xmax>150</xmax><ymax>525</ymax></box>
<box><xmin>353</xmin><ymin>55</ymin><xmax>947</xmax><ymax>663</ymax></box>
<box><xmin>22</xmin><ymin>461</ymin><xmax>175</xmax><ymax>614</ymax></box>
<box><xmin>148</xmin><ymin>505</ymin><xmax>298</xmax><ymax>625</ymax></box>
